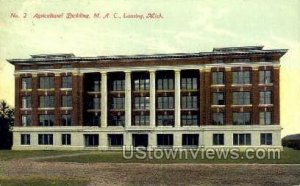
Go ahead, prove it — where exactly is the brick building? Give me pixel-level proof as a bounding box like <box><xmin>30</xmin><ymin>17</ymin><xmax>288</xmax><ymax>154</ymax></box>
<box><xmin>8</xmin><ymin>46</ymin><xmax>287</xmax><ymax>150</ymax></box>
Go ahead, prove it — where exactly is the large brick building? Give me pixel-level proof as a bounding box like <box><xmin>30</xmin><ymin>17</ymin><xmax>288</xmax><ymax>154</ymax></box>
<box><xmin>8</xmin><ymin>46</ymin><xmax>287</xmax><ymax>150</ymax></box>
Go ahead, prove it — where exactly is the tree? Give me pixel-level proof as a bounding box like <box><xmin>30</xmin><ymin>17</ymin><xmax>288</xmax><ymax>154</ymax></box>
<box><xmin>0</xmin><ymin>100</ymin><xmax>14</xmax><ymax>149</ymax></box>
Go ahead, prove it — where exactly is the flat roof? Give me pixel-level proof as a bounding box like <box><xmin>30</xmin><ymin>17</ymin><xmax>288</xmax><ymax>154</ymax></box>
<box><xmin>7</xmin><ymin>46</ymin><xmax>288</xmax><ymax>64</ymax></box>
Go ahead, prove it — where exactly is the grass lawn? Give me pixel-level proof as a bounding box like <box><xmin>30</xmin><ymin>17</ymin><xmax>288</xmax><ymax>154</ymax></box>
<box><xmin>0</xmin><ymin>148</ymin><xmax>299</xmax><ymax>164</ymax></box>
<box><xmin>38</xmin><ymin>147</ymin><xmax>300</xmax><ymax>164</ymax></box>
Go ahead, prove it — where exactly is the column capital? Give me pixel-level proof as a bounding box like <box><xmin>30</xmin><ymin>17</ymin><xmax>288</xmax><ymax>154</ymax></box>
<box><xmin>124</xmin><ymin>70</ymin><xmax>132</xmax><ymax>73</ymax></box>
<box><xmin>100</xmin><ymin>71</ymin><xmax>107</xmax><ymax>74</ymax></box>
<box><xmin>72</xmin><ymin>71</ymin><xmax>83</xmax><ymax>76</ymax></box>
<box><xmin>149</xmin><ymin>69</ymin><xmax>156</xmax><ymax>73</ymax></box>
<box><xmin>174</xmin><ymin>69</ymin><xmax>181</xmax><ymax>73</ymax></box>
<box><xmin>54</xmin><ymin>72</ymin><xmax>61</xmax><ymax>77</ymax></box>
<box><xmin>225</xmin><ymin>67</ymin><xmax>232</xmax><ymax>72</ymax></box>
<box><xmin>203</xmin><ymin>67</ymin><xmax>211</xmax><ymax>72</ymax></box>
<box><xmin>252</xmin><ymin>66</ymin><xmax>259</xmax><ymax>71</ymax></box>
<box><xmin>14</xmin><ymin>73</ymin><xmax>20</xmax><ymax>77</ymax></box>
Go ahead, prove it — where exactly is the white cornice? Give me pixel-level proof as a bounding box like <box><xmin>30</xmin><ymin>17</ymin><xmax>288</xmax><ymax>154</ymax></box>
<box><xmin>14</xmin><ymin>63</ymin><xmax>281</xmax><ymax>75</ymax></box>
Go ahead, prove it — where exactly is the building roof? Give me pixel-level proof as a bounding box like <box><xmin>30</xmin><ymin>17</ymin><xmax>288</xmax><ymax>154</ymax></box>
<box><xmin>282</xmin><ymin>134</ymin><xmax>300</xmax><ymax>141</ymax></box>
<box><xmin>7</xmin><ymin>46</ymin><xmax>288</xmax><ymax>64</ymax></box>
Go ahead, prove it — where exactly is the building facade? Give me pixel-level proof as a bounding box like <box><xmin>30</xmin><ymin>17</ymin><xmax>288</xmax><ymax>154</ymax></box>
<box><xmin>8</xmin><ymin>46</ymin><xmax>287</xmax><ymax>150</ymax></box>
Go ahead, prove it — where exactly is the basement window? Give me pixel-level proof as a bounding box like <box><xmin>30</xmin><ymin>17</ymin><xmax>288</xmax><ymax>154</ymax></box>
<box><xmin>108</xmin><ymin>134</ymin><xmax>123</xmax><ymax>147</ymax></box>
<box><xmin>84</xmin><ymin>134</ymin><xmax>99</xmax><ymax>147</ymax></box>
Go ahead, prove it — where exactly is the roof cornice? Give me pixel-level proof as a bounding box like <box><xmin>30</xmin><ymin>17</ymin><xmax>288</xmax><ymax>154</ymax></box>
<box><xmin>6</xmin><ymin>46</ymin><xmax>288</xmax><ymax>64</ymax></box>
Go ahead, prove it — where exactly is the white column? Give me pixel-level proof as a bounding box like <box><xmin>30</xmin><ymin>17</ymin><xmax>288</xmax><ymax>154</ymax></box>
<box><xmin>174</xmin><ymin>69</ymin><xmax>181</xmax><ymax>128</ymax></box>
<box><xmin>125</xmin><ymin>71</ymin><xmax>132</xmax><ymax>127</ymax></box>
<box><xmin>149</xmin><ymin>132</ymin><xmax>156</xmax><ymax>148</ymax></box>
<box><xmin>99</xmin><ymin>132</ymin><xmax>108</xmax><ymax>150</ymax></box>
<box><xmin>174</xmin><ymin>133</ymin><xmax>182</xmax><ymax>148</ymax></box>
<box><xmin>124</xmin><ymin>132</ymin><xmax>132</xmax><ymax>150</ymax></box>
<box><xmin>149</xmin><ymin>70</ymin><xmax>156</xmax><ymax>128</ymax></box>
<box><xmin>101</xmin><ymin>71</ymin><xmax>107</xmax><ymax>128</ymax></box>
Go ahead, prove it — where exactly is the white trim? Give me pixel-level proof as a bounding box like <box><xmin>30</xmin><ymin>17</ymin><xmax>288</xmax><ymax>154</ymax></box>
<box><xmin>14</xmin><ymin>63</ymin><xmax>281</xmax><ymax>75</ymax></box>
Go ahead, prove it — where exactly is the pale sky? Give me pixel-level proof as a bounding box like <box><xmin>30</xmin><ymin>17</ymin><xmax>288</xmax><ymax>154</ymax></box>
<box><xmin>0</xmin><ymin>0</ymin><xmax>299</xmax><ymax>137</ymax></box>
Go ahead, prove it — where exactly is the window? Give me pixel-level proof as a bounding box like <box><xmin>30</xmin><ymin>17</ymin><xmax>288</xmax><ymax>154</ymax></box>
<box><xmin>110</xmin><ymin>115</ymin><xmax>125</xmax><ymax>126</ymax></box>
<box><xmin>233</xmin><ymin>71</ymin><xmax>250</xmax><ymax>84</ymax></box>
<box><xmin>39</xmin><ymin>65</ymin><xmax>52</xmax><ymax>69</ymax></box>
<box><xmin>259</xmin><ymin>70</ymin><xmax>272</xmax><ymax>84</ymax></box>
<box><xmin>21</xmin><ymin>134</ymin><xmax>30</xmax><ymax>145</ymax></box>
<box><xmin>112</xmin><ymin>97</ymin><xmax>125</xmax><ymax>109</ymax></box>
<box><xmin>21</xmin><ymin>77</ymin><xmax>32</xmax><ymax>89</ymax></box>
<box><xmin>134</xmin><ymin>97</ymin><xmax>150</xmax><ymax>110</ymax></box>
<box><xmin>181</xmin><ymin>77</ymin><xmax>197</xmax><ymax>90</ymax></box>
<box><xmin>233</xmin><ymin>92</ymin><xmax>250</xmax><ymax>105</ymax></box>
<box><xmin>39</xmin><ymin>96</ymin><xmax>55</xmax><ymax>108</ymax></box>
<box><xmin>62</xmin><ymin>134</ymin><xmax>71</xmax><ymax>145</ymax></box>
<box><xmin>85</xmin><ymin>74</ymin><xmax>100</xmax><ymax>92</ymax></box>
<box><xmin>212</xmin><ymin>113</ymin><xmax>224</xmax><ymax>125</ymax></box>
<box><xmin>21</xmin><ymin>115</ymin><xmax>32</xmax><ymax>126</ymax></box>
<box><xmin>212</xmin><ymin>92</ymin><xmax>225</xmax><ymax>105</ymax></box>
<box><xmin>21</xmin><ymin>66</ymin><xmax>31</xmax><ymax>70</ymax></box>
<box><xmin>157</xmin><ymin>134</ymin><xmax>173</xmax><ymax>146</ymax></box>
<box><xmin>157</xmin><ymin>114</ymin><xmax>174</xmax><ymax>126</ymax></box>
<box><xmin>233</xmin><ymin>58</ymin><xmax>250</xmax><ymax>62</ymax></box>
<box><xmin>112</xmin><ymin>80</ymin><xmax>125</xmax><ymax>91</ymax></box>
<box><xmin>212</xmin><ymin>59</ymin><xmax>224</xmax><ymax>63</ymax></box>
<box><xmin>259</xmin><ymin>112</ymin><xmax>272</xmax><ymax>125</ymax></box>
<box><xmin>133</xmin><ymin>134</ymin><xmax>148</xmax><ymax>148</ymax></box>
<box><xmin>108</xmin><ymin>134</ymin><xmax>123</xmax><ymax>146</ymax></box>
<box><xmin>22</xmin><ymin>96</ymin><xmax>32</xmax><ymax>108</ymax></box>
<box><xmin>84</xmin><ymin>134</ymin><xmax>99</xmax><ymax>147</ymax></box>
<box><xmin>62</xmin><ymin>114</ymin><xmax>72</xmax><ymax>126</ymax></box>
<box><xmin>213</xmin><ymin>134</ymin><xmax>224</xmax><ymax>145</ymax></box>
<box><xmin>134</xmin><ymin>115</ymin><xmax>150</xmax><ymax>126</ymax></box>
<box><xmin>233</xmin><ymin>112</ymin><xmax>251</xmax><ymax>125</ymax></box>
<box><xmin>134</xmin><ymin>79</ymin><xmax>150</xmax><ymax>91</ymax></box>
<box><xmin>260</xmin><ymin>91</ymin><xmax>272</xmax><ymax>104</ymax></box>
<box><xmin>39</xmin><ymin>115</ymin><xmax>55</xmax><ymax>126</ymax></box>
<box><xmin>261</xmin><ymin>133</ymin><xmax>272</xmax><ymax>145</ymax></box>
<box><xmin>39</xmin><ymin>76</ymin><xmax>54</xmax><ymax>89</ymax></box>
<box><xmin>62</xmin><ymin>76</ymin><xmax>72</xmax><ymax>88</ymax></box>
<box><xmin>62</xmin><ymin>96</ymin><xmax>72</xmax><ymax>107</ymax></box>
<box><xmin>233</xmin><ymin>134</ymin><xmax>251</xmax><ymax>145</ymax></box>
<box><xmin>157</xmin><ymin>96</ymin><xmax>174</xmax><ymax>109</ymax></box>
<box><xmin>88</xmin><ymin>97</ymin><xmax>100</xmax><ymax>110</ymax></box>
<box><xmin>212</xmin><ymin>72</ymin><xmax>224</xmax><ymax>85</ymax></box>
<box><xmin>86</xmin><ymin>113</ymin><xmax>100</xmax><ymax>126</ymax></box>
<box><xmin>157</xmin><ymin>78</ymin><xmax>174</xmax><ymax>90</ymax></box>
<box><xmin>61</xmin><ymin>64</ymin><xmax>72</xmax><ymax>68</ymax></box>
<box><xmin>182</xmin><ymin>134</ymin><xmax>199</xmax><ymax>147</ymax></box>
<box><xmin>181</xmin><ymin>96</ymin><xmax>198</xmax><ymax>109</ymax></box>
<box><xmin>181</xmin><ymin>114</ymin><xmax>198</xmax><ymax>126</ymax></box>
<box><xmin>38</xmin><ymin>134</ymin><xmax>53</xmax><ymax>145</ymax></box>
<box><xmin>92</xmin><ymin>78</ymin><xmax>101</xmax><ymax>92</ymax></box>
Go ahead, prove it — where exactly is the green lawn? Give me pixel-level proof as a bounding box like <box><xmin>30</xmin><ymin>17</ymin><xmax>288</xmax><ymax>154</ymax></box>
<box><xmin>0</xmin><ymin>148</ymin><xmax>299</xmax><ymax>164</ymax></box>
<box><xmin>38</xmin><ymin>148</ymin><xmax>300</xmax><ymax>164</ymax></box>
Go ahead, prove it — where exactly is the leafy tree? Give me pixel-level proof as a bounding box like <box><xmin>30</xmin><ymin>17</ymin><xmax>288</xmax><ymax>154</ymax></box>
<box><xmin>0</xmin><ymin>100</ymin><xmax>14</xmax><ymax>149</ymax></box>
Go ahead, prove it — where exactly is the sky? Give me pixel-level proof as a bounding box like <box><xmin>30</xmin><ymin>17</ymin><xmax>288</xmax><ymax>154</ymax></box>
<box><xmin>0</xmin><ymin>0</ymin><xmax>299</xmax><ymax>137</ymax></box>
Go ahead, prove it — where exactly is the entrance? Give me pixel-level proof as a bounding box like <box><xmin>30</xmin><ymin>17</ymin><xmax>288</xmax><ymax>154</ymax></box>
<box><xmin>132</xmin><ymin>134</ymin><xmax>148</xmax><ymax>148</ymax></box>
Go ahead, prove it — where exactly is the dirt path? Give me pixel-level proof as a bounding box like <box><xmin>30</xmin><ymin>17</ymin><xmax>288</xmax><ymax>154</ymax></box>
<box><xmin>1</xmin><ymin>159</ymin><xmax>300</xmax><ymax>186</ymax></box>
<box><xmin>25</xmin><ymin>152</ymin><xmax>97</xmax><ymax>161</ymax></box>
